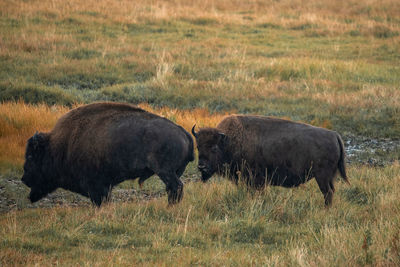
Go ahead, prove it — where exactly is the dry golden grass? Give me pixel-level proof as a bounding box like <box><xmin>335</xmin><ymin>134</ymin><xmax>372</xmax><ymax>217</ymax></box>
<box><xmin>1</xmin><ymin>165</ymin><xmax>399</xmax><ymax>266</ymax></box>
<box><xmin>139</xmin><ymin>103</ymin><xmax>227</xmax><ymax>130</ymax></box>
<box><xmin>1</xmin><ymin>0</ymin><xmax>399</xmax><ymax>140</ymax></box>
<box><xmin>3</xmin><ymin>0</ymin><xmax>399</xmax><ymax>20</ymax></box>
<box><xmin>0</xmin><ymin>1</ymin><xmax>399</xmax><ymax>265</ymax></box>
<box><xmin>0</xmin><ymin>102</ymin><xmax>69</xmax><ymax>167</ymax></box>
<box><xmin>1</xmin><ymin>0</ymin><xmax>399</xmax><ymax>36</ymax></box>
<box><xmin>0</xmin><ymin>101</ymin><xmax>227</xmax><ymax>169</ymax></box>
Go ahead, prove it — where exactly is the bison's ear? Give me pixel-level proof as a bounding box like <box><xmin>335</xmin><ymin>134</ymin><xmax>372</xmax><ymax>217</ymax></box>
<box><xmin>29</xmin><ymin>132</ymin><xmax>49</xmax><ymax>151</ymax></box>
<box><xmin>218</xmin><ymin>132</ymin><xmax>228</xmax><ymax>147</ymax></box>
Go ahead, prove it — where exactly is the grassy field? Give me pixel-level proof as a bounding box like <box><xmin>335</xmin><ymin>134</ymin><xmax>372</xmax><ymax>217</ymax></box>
<box><xmin>1</xmin><ymin>0</ymin><xmax>399</xmax><ymax>138</ymax></box>
<box><xmin>1</xmin><ymin>165</ymin><xmax>400</xmax><ymax>266</ymax></box>
<box><xmin>1</xmin><ymin>0</ymin><xmax>400</xmax><ymax>266</ymax></box>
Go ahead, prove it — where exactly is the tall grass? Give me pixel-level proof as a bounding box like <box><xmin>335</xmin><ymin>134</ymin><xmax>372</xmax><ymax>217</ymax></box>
<box><xmin>1</xmin><ymin>165</ymin><xmax>399</xmax><ymax>265</ymax></box>
<box><xmin>0</xmin><ymin>101</ymin><xmax>227</xmax><ymax>172</ymax></box>
<box><xmin>1</xmin><ymin>0</ymin><xmax>399</xmax><ymax>138</ymax></box>
<box><xmin>0</xmin><ymin>1</ymin><xmax>399</xmax><ymax>264</ymax></box>
<box><xmin>0</xmin><ymin>102</ymin><xmax>69</xmax><ymax>170</ymax></box>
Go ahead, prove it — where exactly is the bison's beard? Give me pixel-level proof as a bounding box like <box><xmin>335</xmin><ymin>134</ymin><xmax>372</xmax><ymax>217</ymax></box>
<box><xmin>200</xmin><ymin>170</ymin><xmax>213</xmax><ymax>182</ymax></box>
<box><xmin>28</xmin><ymin>187</ymin><xmax>50</xmax><ymax>203</ymax></box>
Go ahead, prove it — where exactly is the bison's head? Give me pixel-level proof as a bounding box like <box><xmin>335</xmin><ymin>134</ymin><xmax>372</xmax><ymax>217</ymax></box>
<box><xmin>192</xmin><ymin>125</ymin><xmax>228</xmax><ymax>182</ymax></box>
<box><xmin>21</xmin><ymin>132</ymin><xmax>53</xmax><ymax>203</ymax></box>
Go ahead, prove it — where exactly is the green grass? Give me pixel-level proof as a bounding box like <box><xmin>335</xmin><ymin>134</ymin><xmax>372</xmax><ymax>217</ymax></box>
<box><xmin>1</xmin><ymin>165</ymin><xmax>399</xmax><ymax>265</ymax></box>
<box><xmin>0</xmin><ymin>0</ymin><xmax>399</xmax><ymax>138</ymax></box>
<box><xmin>1</xmin><ymin>0</ymin><xmax>400</xmax><ymax>265</ymax></box>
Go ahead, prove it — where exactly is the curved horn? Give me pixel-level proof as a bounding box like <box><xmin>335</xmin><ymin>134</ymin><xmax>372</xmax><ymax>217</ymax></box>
<box><xmin>32</xmin><ymin>131</ymin><xmax>39</xmax><ymax>141</ymax></box>
<box><xmin>191</xmin><ymin>124</ymin><xmax>198</xmax><ymax>138</ymax></box>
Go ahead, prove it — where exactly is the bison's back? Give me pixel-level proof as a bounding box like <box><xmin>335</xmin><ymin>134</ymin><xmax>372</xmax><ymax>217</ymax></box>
<box><xmin>218</xmin><ymin>115</ymin><xmax>341</xmax><ymax>180</ymax></box>
<box><xmin>49</xmin><ymin>103</ymin><xmax>193</xmax><ymax>177</ymax></box>
<box><xmin>107</xmin><ymin>115</ymin><xmax>194</xmax><ymax>174</ymax></box>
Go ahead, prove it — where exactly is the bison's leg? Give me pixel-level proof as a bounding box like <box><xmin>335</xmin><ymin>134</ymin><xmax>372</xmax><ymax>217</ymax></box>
<box><xmin>88</xmin><ymin>185</ymin><xmax>111</xmax><ymax>207</ymax></box>
<box><xmin>175</xmin><ymin>164</ymin><xmax>187</xmax><ymax>178</ymax></box>
<box><xmin>252</xmin><ymin>175</ymin><xmax>266</xmax><ymax>190</ymax></box>
<box><xmin>138</xmin><ymin>168</ymin><xmax>155</xmax><ymax>188</ymax></box>
<box><xmin>138</xmin><ymin>174</ymin><xmax>152</xmax><ymax>189</ymax></box>
<box><xmin>158</xmin><ymin>172</ymin><xmax>184</xmax><ymax>205</ymax></box>
<box><xmin>315</xmin><ymin>175</ymin><xmax>335</xmax><ymax>207</ymax></box>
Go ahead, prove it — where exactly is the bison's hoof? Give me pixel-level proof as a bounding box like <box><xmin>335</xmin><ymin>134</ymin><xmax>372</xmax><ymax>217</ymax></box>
<box><xmin>167</xmin><ymin>188</ymin><xmax>183</xmax><ymax>205</ymax></box>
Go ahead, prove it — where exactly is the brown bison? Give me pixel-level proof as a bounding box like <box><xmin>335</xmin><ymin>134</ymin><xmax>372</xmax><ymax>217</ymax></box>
<box><xmin>192</xmin><ymin>115</ymin><xmax>349</xmax><ymax>206</ymax></box>
<box><xmin>21</xmin><ymin>102</ymin><xmax>194</xmax><ymax>206</ymax></box>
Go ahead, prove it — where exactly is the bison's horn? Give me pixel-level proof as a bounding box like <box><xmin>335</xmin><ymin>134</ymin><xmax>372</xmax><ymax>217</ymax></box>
<box><xmin>32</xmin><ymin>131</ymin><xmax>39</xmax><ymax>141</ymax></box>
<box><xmin>191</xmin><ymin>124</ymin><xmax>198</xmax><ymax>138</ymax></box>
<box><xmin>31</xmin><ymin>131</ymin><xmax>40</xmax><ymax>149</ymax></box>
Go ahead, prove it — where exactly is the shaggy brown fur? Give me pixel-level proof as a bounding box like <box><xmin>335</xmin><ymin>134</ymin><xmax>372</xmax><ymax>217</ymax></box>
<box><xmin>193</xmin><ymin>115</ymin><xmax>349</xmax><ymax>206</ymax></box>
<box><xmin>21</xmin><ymin>102</ymin><xmax>194</xmax><ymax>206</ymax></box>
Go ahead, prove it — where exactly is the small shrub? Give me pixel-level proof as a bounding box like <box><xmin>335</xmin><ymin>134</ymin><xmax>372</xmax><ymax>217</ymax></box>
<box><xmin>304</xmin><ymin>29</ymin><xmax>328</xmax><ymax>38</ymax></box>
<box><xmin>231</xmin><ymin>221</ymin><xmax>264</xmax><ymax>243</ymax></box>
<box><xmin>64</xmin><ymin>49</ymin><xmax>101</xmax><ymax>60</ymax></box>
<box><xmin>257</xmin><ymin>23</ymin><xmax>281</xmax><ymax>29</ymax></box>
<box><xmin>290</xmin><ymin>23</ymin><xmax>317</xmax><ymax>31</ymax></box>
<box><xmin>342</xmin><ymin>186</ymin><xmax>369</xmax><ymax>205</ymax></box>
<box><xmin>188</xmin><ymin>18</ymin><xmax>218</xmax><ymax>26</ymax></box>
<box><xmin>349</xmin><ymin>30</ymin><xmax>361</xmax><ymax>36</ymax></box>
<box><xmin>280</xmin><ymin>68</ymin><xmax>302</xmax><ymax>81</ymax></box>
<box><xmin>57</xmin><ymin>17</ymin><xmax>81</xmax><ymax>25</ymax></box>
<box><xmin>372</xmin><ymin>25</ymin><xmax>399</xmax><ymax>39</ymax></box>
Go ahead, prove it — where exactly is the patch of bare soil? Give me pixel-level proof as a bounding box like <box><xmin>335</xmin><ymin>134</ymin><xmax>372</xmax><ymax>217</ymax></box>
<box><xmin>0</xmin><ymin>175</ymin><xmax>198</xmax><ymax>214</ymax></box>
<box><xmin>344</xmin><ymin>135</ymin><xmax>400</xmax><ymax>166</ymax></box>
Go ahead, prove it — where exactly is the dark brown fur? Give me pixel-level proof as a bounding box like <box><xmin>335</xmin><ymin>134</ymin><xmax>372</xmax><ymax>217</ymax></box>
<box><xmin>193</xmin><ymin>115</ymin><xmax>349</xmax><ymax>206</ymax></box>
<box><xmin>21</xmin><ymin>102</ymin><xmax>194</xmax><ymax>206</ymax></box>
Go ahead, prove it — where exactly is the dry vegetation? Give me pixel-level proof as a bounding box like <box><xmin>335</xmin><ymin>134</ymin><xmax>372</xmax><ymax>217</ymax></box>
<box><xmin>1</xmin><ymin>0</ymin><xmax>400</xmax><ymax>266</ymax></box>
<box><xmin>0</xmin><ymin>102</ymin><xmax>68</xmax><ymax>168</ymax></box>
<box><xmin>1</xmin><ymin>0</ymin><xmax>399</xmax><ymax>137</ymax></box>
<box><xmin>0</xmin><ymin>101</ymin><xmax>226</xmax><ymax>171</ymax></box>
<box><xmin>2</xmin><ymin>0</ymin><xmax>400</xmax><ymax>26</ymax></box>
<box><xmin>1</xmin><ymin>165</ymin><xmax>399</xmax><ymax>266</ymax></box>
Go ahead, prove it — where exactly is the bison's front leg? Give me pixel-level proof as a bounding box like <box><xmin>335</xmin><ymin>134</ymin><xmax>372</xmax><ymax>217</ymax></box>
<box><xmin>249</xmin><ymin>175</ymin><xmax>266</xmax><ymax>190</ymax></box>
<box><xmin>88</xmin><ymin>185</ymin><xmax>111</xmax><ymax>207</ymax></box>
<box><xmin>159</xmin><ymin>172</ymin><xmax>184</xmax><ymax>205</ymax></box>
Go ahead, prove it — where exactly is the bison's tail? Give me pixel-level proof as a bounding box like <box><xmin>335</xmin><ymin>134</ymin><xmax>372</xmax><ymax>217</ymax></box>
<box><xmin>187</xmin><ymin>131</ymin><xmax>195</xmax><ymax>162</ymax></box>
<box><xmin>337</xmin><ymin>134</ymin><xmax>350</xmax><ymax>185</ymax></box>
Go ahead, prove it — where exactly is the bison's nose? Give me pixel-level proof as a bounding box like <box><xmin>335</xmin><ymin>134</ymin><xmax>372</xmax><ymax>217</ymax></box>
<box><xmin>198</xmin><ymin>164</ymin><xmax>206</xmax><ymax>171</ymax></box>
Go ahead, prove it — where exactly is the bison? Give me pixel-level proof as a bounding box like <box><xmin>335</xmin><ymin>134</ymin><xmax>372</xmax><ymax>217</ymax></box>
<box><xmin>21</xmin><ymin>102</ymin><xmax>194</xmax><ymax>206</ymax></box>
<box><xmin>192</xmin><ymin>115</ymin><xmax>349</xmax><ymax>206</ymax></box>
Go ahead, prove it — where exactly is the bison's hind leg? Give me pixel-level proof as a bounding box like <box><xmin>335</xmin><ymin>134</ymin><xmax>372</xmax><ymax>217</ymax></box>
<box><xmin>315</xmin><ymin>172</ymin><xmax>336</xmax><ymax>207</ymax></box>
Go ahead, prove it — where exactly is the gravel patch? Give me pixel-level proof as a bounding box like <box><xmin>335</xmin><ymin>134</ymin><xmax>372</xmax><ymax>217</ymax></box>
<box><xmin>344</xmin><ymin>135</ymin><xmax>400</xmax><ymax>166</ymax></box>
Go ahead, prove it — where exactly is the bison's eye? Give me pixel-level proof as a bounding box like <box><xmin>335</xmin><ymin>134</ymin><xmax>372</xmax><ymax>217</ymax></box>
<box><xmin>211</xmin><ymin>145</ymin><xmax>218</xmax><ymax>153</ymax></box>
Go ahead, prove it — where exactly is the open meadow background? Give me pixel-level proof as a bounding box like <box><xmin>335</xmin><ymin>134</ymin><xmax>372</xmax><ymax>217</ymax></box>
<box><xmin>0</xmin><ymin>0</ymin><xmax>399</xmax><ymax>265</ymax></box>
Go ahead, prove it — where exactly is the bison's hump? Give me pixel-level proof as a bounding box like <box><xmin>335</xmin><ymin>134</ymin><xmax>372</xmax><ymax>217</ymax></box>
<box><xmin>71</xmin><ymin>102</ymin><xmax>146</xmax><ymax>115</ymax></box>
